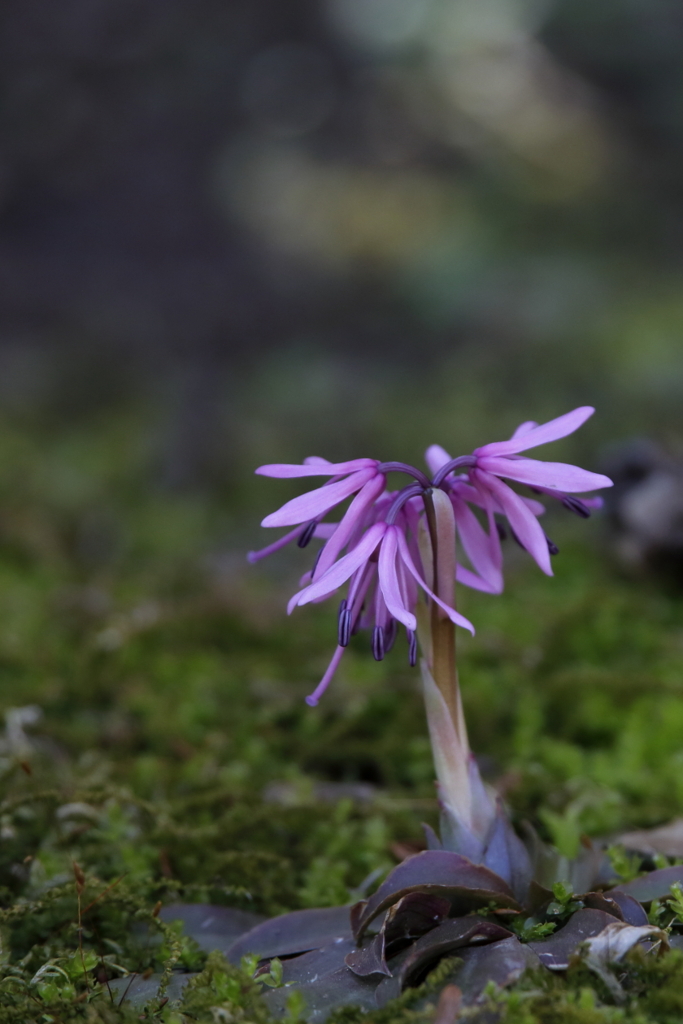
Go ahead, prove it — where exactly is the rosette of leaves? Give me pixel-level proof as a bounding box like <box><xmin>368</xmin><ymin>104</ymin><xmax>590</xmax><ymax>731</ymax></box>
<box><xmin>111</xmin><ymin>819</ymin><xmax>683</xmax><ymax>1019</ymax></box>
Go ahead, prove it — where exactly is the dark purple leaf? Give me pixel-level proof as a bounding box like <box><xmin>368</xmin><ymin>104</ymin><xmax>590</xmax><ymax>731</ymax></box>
<box><xmin>452</xmin><ymin>936</ymin><xmax>541</xmax><ymax>1004</ymax></box>
<box><xmin>609</xmin><ymin>866</ymin><xmax>683</xmax><ymax>903</ymax></box>
<box><xmin>227</xmin><ymin>905</ymin><xmax>352</xmax><ymax>963</ymax></box>
<box><xmin>605</xmin><ymin>891</ymin><xmax>649</xmax><ymax>927</ymax></box>
<box><xmin>529</xmin><ymin>908</ymin><xmax>621</xmax><ymax>970</ymax></box>
<box><xmin>346</xmin><ymin>893</ymin><xmax>451</xmax><ymax>978</ymax></box>
<box><xmin>481</xmin><ymin>811</ymin><xmax>533</xmax><ymax>906</ymax></box>
<box><xmin>526</xmin><ymin>881</ymin><xmax>553</xmax><ymax>915</ymax></box>
<box><xmin>376</xmin><ymin>929</ymin><xmax>532</xmax><ymax>1007</ymax></box>
<box><xmin>397</xmin><ymin>917</ymin><xmax>514</xmax><ymax>989</ymax></box>
<box><xmin>351</xmin><ymin>851</ymin><xmax>518</xmax><ymax>941</ymax></box>
<box><xmin>345</xmin><ymin>932</ymin><xmax>391</xmax><ymax>977</ymax></box>
<box><xmin>422</xmin><ymin>822</ymin><xmax>442</xmax><ymax>851</ymax></box>
<box><xmin>384</xmin><ymin>893</ymin><xmax>452</xmax><ymax>953</ymax></box>
<box><xmin>579</xmin><ymin>893</ymin><xmax>625</xmax><ymax>921</ymax></box>
<box><xmin>159</xmin><ymin>904</ymin><xmax>265</xmax><ymax>954</ymax></box>
<box><xmin>262</xmin><ymin>939</ymin><xmax>382</xmax><ymax>1019</ymax></box>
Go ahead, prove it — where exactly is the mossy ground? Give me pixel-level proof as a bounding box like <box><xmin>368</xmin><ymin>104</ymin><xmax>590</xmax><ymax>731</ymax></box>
<box><xmin>1</xmin><ymin>409</ymin><xmax>683</xmax><ymax>1021</ymax></box>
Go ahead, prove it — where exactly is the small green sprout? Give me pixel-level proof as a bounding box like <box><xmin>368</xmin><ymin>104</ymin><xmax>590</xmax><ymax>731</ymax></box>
<box><xmin>545</xmin><ymin>881</ymin><xmax>583</xmax><ymax>922</ymax></box>
<box><xmin>607</xmin><ymin>844</ymin><xmax>643</xmax><ymax>883</ymax></box>
<box><xmin>258</xmin><ymin>956</ymin><xmax>284</xmax><ymax>988</ymax></box>
<box><xmin>667</xmin><ymin>882</ymin><xmax>683</xmax><ymax>927</ymax></box>
<box><xmin>510</xmin><ymin>916</ymin><xmax>557</xmax><ymax>942</ymax></box>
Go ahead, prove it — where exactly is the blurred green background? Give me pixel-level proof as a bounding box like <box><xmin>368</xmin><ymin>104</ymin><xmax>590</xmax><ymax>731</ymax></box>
<box><xmin>1</xmin><ymin>0</ymin><xmax>683</xmax><ymax>930</ymax></box>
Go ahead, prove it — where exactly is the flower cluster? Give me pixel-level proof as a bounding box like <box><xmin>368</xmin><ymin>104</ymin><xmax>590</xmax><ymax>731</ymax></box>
<box><xmin>249</xmin><ymin>407</ymin><xmax>612</xmax><ymax>704</ymax></box>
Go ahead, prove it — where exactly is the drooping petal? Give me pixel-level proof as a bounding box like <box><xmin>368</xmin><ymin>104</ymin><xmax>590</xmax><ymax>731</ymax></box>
<box><xmin>475</xmin><ymin>470</ymin><xmax>552</xmax><ymax>575</ymax></box>
<box><xmin>452</xmin><ymin>498</ymin><xmax>503</xmax><ymax>594</ymax></box>
<box><xmin>305</xmin><ymin>645</ymin><xmax>346</xmax><ymax>706</ymax></box>
<box><xmin>313</xmin><ymin>523</ymin><xmax>338</xmax><ymax>539</ymax></box>
<box><xmin>378</xmin><ymin>526</ymin><xmax>416</xmax><ymax>631</ymax></box>
<box><xmin>474</xmin><ymin>406</ymin><xmax>595</xmax><ymax>458</ymax></box>
<box><xmin>313</xmin><ymin>474</ymin><xmax>386</xmax><ymax>580</ymax></box>
<box><xmin>256</xmin><ymin>458</ymin><xmax>378</xmax><ymax>478</ymax></box>
<box><xmin>262</xmin><ymin>469</ymin><xmax>376</xmax><ymax>527</ymax></box>
<box><xmin>288</xmin><ymin>522</ymin><xmax>387</xmax><ymax>612</ymax></box>
<box><xmin>477</xmin><ymin>455</ymin><xmax>613</xmax><ymax>494</ymax></box>
<box><xmin>247</xmin><ymin>526</ymin><xmax>304</xmax><ymax>564</ymax></box>
<box><xmin>456</xmin><ymin>564</ymin><xmax>503</xmax><ymax>594</ymax></box>
<box><xmin>424</xmin><ymin>444</ymin><xmax>452</xmax><ymax>476</ymax></box>
<box><xmin>521</xmin><ymin>496</ymin><xmax>546</xmax><ymax>517</ymax></box>
<box><xmin>396</xmin><ymin>531</ymin><xmax>475</xmax><ymax>634</ymax></box>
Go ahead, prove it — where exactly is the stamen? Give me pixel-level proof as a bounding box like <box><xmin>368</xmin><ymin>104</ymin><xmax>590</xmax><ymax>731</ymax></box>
<box><xmin>432</xmin><ymin>455</ymin><xmax>477</xmax><ymax>488</ymax></box>
<box><xmin>385</xmin><ymin>618</ymin><xmax>398</xmax><ymax>653</ymax></box>
<box><xmin>377</xmin><ymin>462</ymin><xmax>431</xmax><ymax>489</ymax></box>
<box><xmin>372</xmin><ymin>625</ymin><xmax>385</xmax><ymax>661</ymax></box>
<box><xmin>546</xmin><ymin>537</ymin><xmax>559</xmax><ymax>555</ymax></box>
<box><xmin>338</xmin><ymin>600</ymin><xmax>351</xmax><ymax>647</ymax></box>
<box><xmin>311</xmin><ymin>548</ymin><xmax>323</xmax><ymax>575</ymax></box>
<box><xmin>407</xmin><ymin>629</ymin><xmax>417</xmax><ymax>667</ymax></box>
<box><xmin>297</xmin><ymin>520</ymin><xmax>318</xmax><ymax>548</ymax></box>
<box><xmin>496</xmin><ymin>521</ymin><xmax>507</xmax><ymax>541</ymax></box>
<box><xmin>386</xmin><ymin>483</ymin><xmax>424</xmax><ymax>525</ymax></box>
<box><xmin>561</xmin><ymin>496</ymin><xmax>591</xmax><ymax>518</ymax></box>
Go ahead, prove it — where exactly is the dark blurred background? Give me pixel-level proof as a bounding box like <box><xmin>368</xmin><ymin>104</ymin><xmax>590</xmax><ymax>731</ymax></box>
<box><xmin>1</xmin><ymin>0</ymin><xmax>683</xmax><ymax>493</ymax></box>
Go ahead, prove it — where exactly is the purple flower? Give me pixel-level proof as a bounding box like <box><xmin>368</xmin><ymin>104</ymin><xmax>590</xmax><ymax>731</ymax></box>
<box><xmin>249</xmin><ymin>405</ymin><xmax>612</xmax><ymax>702</ymax></box>
<box><xmin>287</xmin><ymin>519</ymin><xmax>474</xmax><ymax>705</ymax></box>
<box><xmin>471</xmin><ymin>406</ymin><xmax>612</xmax><ymax>575</ymax></box>
<box><xmin>430</xmin><ymin>407</ymin><xmax>612</xmax><ymax>578</ymax></box>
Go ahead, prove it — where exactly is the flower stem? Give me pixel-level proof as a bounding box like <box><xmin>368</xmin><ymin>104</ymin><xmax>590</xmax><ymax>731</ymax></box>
<box><xmin>422</xmin><ymin>491</ymin><xmax>467</xmax><ymax>741</ymax></box>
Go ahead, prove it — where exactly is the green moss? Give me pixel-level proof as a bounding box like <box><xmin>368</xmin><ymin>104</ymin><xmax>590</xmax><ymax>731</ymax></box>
<box><xmin>0</xmin><ymin>408</ymin><xmax>682</xmax><ymax>1019</ymax></box>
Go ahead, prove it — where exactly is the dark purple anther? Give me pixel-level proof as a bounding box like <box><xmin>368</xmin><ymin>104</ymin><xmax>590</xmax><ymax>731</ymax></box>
<box><xmin>496</xmin><ymin>521</ymin><xmax>507</xmax><ymax>541</ymax></box>
<box><xmin>385</xmin><ymin>618</ymin><xmax>398</xmax><ymax>653</ymax></box>
<box><xmin>338</xmin><ymin>600</ymin><xmax>351</xmax><ymax>647</ymax></box>
<box><xmin>562</xmin><ymin>495</ymin><xmax>591</xmax><ymax>518</ymax></box>
<box><xmin>311</xmin><ymin>548</ymin><xmax>322</xmax><ymax>575</ymax></box>
<box><xmin>546</xmin><ymin>537</ymin><xmax>559</xmax><ymax>555</ymax></box>
<box><xmin>377</xmin><ymin>462</ymin><xmax>432</xmax><ymax>490</ymax></box>
<box><xmin>407</xmin><ymin>629</ymin><xmax>417</xmax><ymax>667</ymax></box>
<box><xmin>372</xmin><ymin>625</ymin><xmax>385</xmax><ymax>661</ymax></box>
<box><xmin>297</xmin><ymin>520</ymin><xmax>318</xmax><ymax>548</ymax></box>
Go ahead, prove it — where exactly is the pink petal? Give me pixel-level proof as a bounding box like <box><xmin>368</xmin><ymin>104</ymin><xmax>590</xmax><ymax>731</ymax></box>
<box><xmin>521</xmin><ymin>496</ymin><xmax>546</xmax><ymax>516</ymax></box>
<box><xmin>305</xmin><ymin>645</ymin><xmax>345</xmax><ymax>706</ymax></box>
<box><xmin>475</xmin><ymin>406</ymin><xmax>595</xmax><ymax>457</ymax></box>
<box><xmin>313</xmin><ymin>474</ymin><xmax>386</xmax><ymax>580</ymax></box>
<box><xmin>288</xmin><ymin>522</ymin><xmax>386</xmax><ymax>611</ymax></box>
<box><xmin>396</xmin><ymin>531</ymin><xmax>475</xmax><ymax>634</ymax></box>
<box><xmin>456</xmin><ymin>564</ymin><xmax>503</xmax><ymax>594</ymax></box>
<box><xmin>425</xmin><ymin>444</ymin><xmax>452</xmax><ymax>476</ymax></box>
<box><xmin>256</xmin><ymin>458</ymin><xmax>378</xmax><ymax>478</ymax></box>
<box><xmin>314</xmin><ymin>523</ymin><xmax>338</xmax><ymax>539</ymax></box>
<box><xmin>378</xmin><ymin>526</ymin><xmax>416</xmax><ymax>630</ymax></box>
<box><xmin>262</xmin><ymin>469</ymin><xmax>376</xmax><ymax>527</ymax></box>
<box><xmin>452</xmin><ymin>498</ymin><xmax>503</xmax><ymax>594</ymax></box>
<box><xmin>247</xmin><ymin>526</ymin><xmax>303</xmax><ymax>564</ymax></box>
<box><xmin>510</xmin><ymin>420</ymin><xmax>538</xmax><ymax>439</ymax></box>
<box><xmin>475</xmin><ymin>470</ymin><xmax>552</xmax><ymax>575</ymax></box>
<box><xmin>478</xmin><ymin>455</ymin><xmax>613</xmax><ymax>494</ymax></box>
